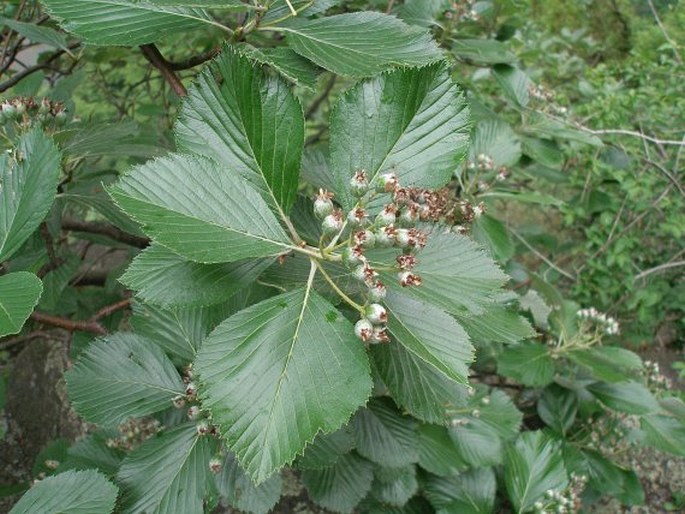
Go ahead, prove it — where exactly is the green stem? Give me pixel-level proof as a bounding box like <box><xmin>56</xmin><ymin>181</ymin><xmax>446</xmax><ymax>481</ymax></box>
<box><xmin>314</xmin><ymin>260</ymin><xmax>364</xmax><ymax>313</ymax></box>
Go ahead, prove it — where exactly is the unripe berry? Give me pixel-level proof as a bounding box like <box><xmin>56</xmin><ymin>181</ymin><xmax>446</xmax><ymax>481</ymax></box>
<box><xmin>375</xmin><ymin>226</ymin><xmax>396</xmax><ymax>247</ymax></box>
<box><xmin>15</xmin><ymin>102</ymin><xmax>26</xmax><ymax>115</ymax></box>
<box><xmin>375</xmin><ymin>204</ymin><xmax>397</xmax><ymax>227</ymax></box>
<box><xmin>353</xmin><ymin>263</ymin><xmax>377</xmax><ymax>285</ymax></box>
<box><xmin>187</xmin><ymin>405</ymin><xmax>201</xmax><ymax>420</ymax></box>
<box><xmin>185</xmin><ymin>381</ymin><xmax>197</xmax><ymax>397</ymax></box>
<box><xmin>395</xmin><ymin>228</ymin><xmax>411</xmax><ymax>248</ymax></box>
<box><xmin>2</xmin><ymin>103</ymin><xmax>17</xmax><ymax>119</ymax></box>
<box><xmin>376</xmin><ymin>173</ymin><xmax>398</xmax><ymax>193</ymax></box>
<box><xmin>370</xmin><ymin>326</ymin><xmax>390</xmax><ymax>344</ymax></box>
<box><xmin>313</xmin><ymin>189</ymin><xmax>334</xmax><ymax>218</ymax></box>
<box><xmin>364</xmin><ymin>303</ymin><xmax>387</xmax><ymax>324</ymax></box>
<box><xmin>341</xmin><ymin>246</ymin><xmax>364</xmax><ymax>268</ymax></box>
<box><xmin>353</xmin><ymin>229</ymin><xmax>375</xmax><ymax>248</ymax></box>
<box><xmin>398</xmin><ymin>271</ymin><xmax>422</xmax><ymax>287</ymax></box>
<box><xmin>321</xmin><ymin>211</ymin><xmax>343</xmax><ymax>236</ymax></box>
<box><xmin>354</xmin><ymin>318</ymin><xmax>374</xmax><ymax>341</ymax></box>
<box><xmin>209</xmin><ymin>458</ymin><xmax>223</xmax><ymax>474</ymax></box>
<box><xmin>38</xmin><ymin>98</ymin><xmax>51</xmax><ymax>115</ymax></box>
<box><xmin>398</xmin><ymin>205</ymin><xmax>418</xmax><ymax>227</ymax></box>
<box><xmin>349</xmin><ymin>169</ymin><xmax>369</xmax><ymax>197</ymax></box>
<box><xmin>368</xmin><ymin>281</ymin><xmax>387</xmax><ymax>302</ymax></box>
<box><xmin>54</xmin><ymin>110</ymin><xmax>67</xmax><ymax>126</ymax></box>
<box><xmin>347</xmin><ymin>207</ymin><xmax>368</xmax><ymax>226</ymax></box>
<box><xmin>196</xmin><ymin>421</ymin><xmax>211</xmax><ymax>436</ymax></box>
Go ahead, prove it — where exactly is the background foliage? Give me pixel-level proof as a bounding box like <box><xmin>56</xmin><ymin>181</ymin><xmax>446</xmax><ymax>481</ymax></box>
<box><xmin>0</xmin><ymin>0</ymin><xmax>683</xmax><ymax>513</ymax></box>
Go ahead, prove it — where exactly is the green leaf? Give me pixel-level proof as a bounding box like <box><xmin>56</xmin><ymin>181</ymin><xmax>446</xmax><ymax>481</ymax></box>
<box><xmin>279</xmin><ymin>12</ymin><xmax>442</xmax><ymax>77</ymax></box>
<box><xmin>479</xmin><ymin>190</ymin><xmax>564</xmax><ymax>206</ymax></box>
<box><xmin>448</xmin><ymin>389</ymin><xmax>522</xmax><ymax>467</ymax></box>
<box><xmin>0</xmin><ymin>128</ymin><xmax>61</xmax><ymax>262</ymax></box>
<box><xmin>37</xmin><ymin>254</ymin><xmax>80</xmax><ymax>311</ymax></box>
<box><xmin>130</xmin><ymin>300</ymin><xmax>234</xmax><ymax>362</ymax></box>
<box><xmin>40</xmin><ymin>0</ymin><xmax>223</xmax><ymax>46</ymax></box>
<box><xmin>567</xmin><ymin>346</ymin><xmax>643</xmax><ymax>383</ymax></box>
<box><xmin>66</xmin><ymin>333</ymin><xmax>185</xmax><ymax>426</ymax></box>
<box><xmin>417</xmin><ymin>424</ymin><xmax>468</xmax><ymax>476</ymax></box>
<box><xmin>109</xmin><ymin>153</ymin><xmax>293</xmax><ymax>263</ymax></box>
<box><xmin>330</xmin><ymin>63</ymin><xmax>469</xmax><ymax>211</ymax></box>
<box><xmin>537</xmin><ymin>385</ymin><xmax>578</xmax><ymax>436</ymax></box>
<box><xmin>469</xmin><ymin>119</ymin><xmax>521</xmax><ymax>169</ymax></box>
<box><xmin>195</xmin><ymin>287</ymin><xmax>372</xmax><ymax>483</ymax></box>
<box><xmin>0</xmin><ymin>272</ymin><xmax>42</xmax><ymax>337</ymax></box>
<box><xmin>352</xmin><ymin>397</ymin><xmax>419</xmax><ymax>468</ymax></box>
<box><xmin>452</xmin><ymin>39</ymin><xmax>516</xmax><ymax>64</ymax></box>
<box><xmin>237</xmin><ymin>45</ymin><xmax>319</xmax><ymax>91</ymax></box>
<box><xmin>424</xmin><ymin>468</ymin><xmax>497</xmax><ymax>514</ymax></box>
<box><xmin>471</xmin><ymin>214</ymin><xmax>514</xmax><ymax>262</ymax></box>
<box><xmin>118</xmin><ymin>424</ymin><xmax>218</xmax><ymax>514</ymax></box>
<box><xmin>587</xmin><ymin>381</ymin><xmax>660</xmax><ymax>414</ymax></box>
<box><xmin>371</xmin><ymin>465</ymin><xmax>418</xmax><ymax>507</ymax></box>
<box><xmin>9</xmin><ymin>470</ymin><xmax>117</xmax><ymax>514</ymax></box>
<box><xmin>120</xmin><ymin>244</ymin><xmax>272</xmax><ymax>308</ymax></box>
<box><xmin>261</xmin><ymin>0</ymin><xmax>339</xmax><ymax>24</ymax></box>
<box><xmin>371</xmin><ymin>341</ymin><xmax>469</xmax><ymax>424</ymax></box>
<box><xmin>301</xmin><ymin>453</ymin><xmax>373</xmax><ymax>514</ymax></box>
<box><xmin>383</xmin><ymin>232</ymin><xmax>506</xmax><ymax>316</ymax></box>
<box><xmin>386</xmin><ymin>291</ymin><xmax>474</xmax><ymax>384</ymax></box>
<box><xmin>497</xmin><ymin>342</ymin><xmax>555</xmax><ymax>387</ymax></box>
<box><xmin>581</xmin><ymin>450</ymin><xmax>644</xmax><ymax>503</ymax></box>
<box><xmin>297</xmin><ymin>426</ymin><xmax>355</xmax><ymax>470</ymax></box>
<box><xmin>0</xmin><ymin>17</ymin><xmax>70</xmax><ymax>53</ymax></box>
<box><xmin>504</xmin><ymin>431</ymin><xmax>567</xmax><ymax>514</ymax></box>
<box><xmin>492</xmin><ymin>64</ymin><xmax>530</xmax><ymax>107</ymax></box>
<box><xmin>518</xmin><ymin>290</ymin><xmax>552</xmax><ymax>329</ymax></box>
<box><xmin>455</xmin><ymin>303</ymin><xmax>535</xmax><ymax>345</ymax></box>
<box><xmin>521</xmin><ymin>137</ymin><xmax>563</xmax><ymax>169</ymax></box>
<box><xmin>216</xmin><ymin>452</ymin><xmax>282</xmax><ymax>514</ymax></box>
<box><xmin>59</xmin><ymin>430</ymin><xmax>125</xmax><ymax>477</ymax></box>
<box><xmin>641</xmin><ymin>415</ymin><xmax>685</xmax><ymax>456</ymax></box>
<box><xmin>397</xmin><ymin>0</ymin><xmax>443</xmax><ymax>28</ymax></box>
<box><xmin>176</xmin><ymin>46</ymin><xmax>304</xmax><ymax>214</ymax></box>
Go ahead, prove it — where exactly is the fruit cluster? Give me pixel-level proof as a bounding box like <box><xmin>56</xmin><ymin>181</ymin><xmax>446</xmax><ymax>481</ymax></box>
<box><xmin>314</xmin><ymin>170</ymin><xmax>435</xmax><ymax>344</ymax></box>
<box><xmin>0</xmin><ymin>96</ymin><xmax>68</xmax><ymax>127</ymax></box>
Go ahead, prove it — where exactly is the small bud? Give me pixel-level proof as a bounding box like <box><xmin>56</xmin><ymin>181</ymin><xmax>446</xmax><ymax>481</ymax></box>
<box><xmin>209</xmin><ymin>458</ymin><xmax>223</xmax><ymax>474</ymax></box>
<box><xmin>375</xmin><ymin>204</ymin><xmax>397</xmax><ymax>227</ymax></box>
<box><xmin>393</xmin><ymin>188</ymin><xmax>411</xmax><ymax>206</ymax></box>
<box><xmin>353</xmin><ymin>229</ymin><xmax>375</xmax><ymax>248</ymax></box>
<box><xmin>187</xmin><ymin>405</ymin><xmax>201</xmax><ymax>420</ymax></box>
<box><xmin>54</xmin><ymin>110</ymin><xmax>67</xmax><ymax>126</ymax></box>
<box><xmin>364</xmin><ymin>304</ymin><xmax>387</xmax><ymax>324</ymax></box>
<box><xmin>354</xmin><ymin>319</ymin><xmax>374</xmax><ymax>342</ymax></box>
<box><xmin>2</xmin><ymin>103</ymin><xmax>17</xmax><ymax>119</ymax></box>
<box><xmin>398</xmin><ymin>205</ymin><xmax>418</xmax><ymax>227</ymax></box>
<box><xmin>396</xmin><ymin>254</ymin><xmax>417</xmax><ymax>270</ymax></box>
<box><xmin>349</xmin><ymin>169</ymin><xmax>369</xmax><ymax>197</ymax></box>
<box><xmin>15</xmin><ymin>102</ymin><xmax>26</xmax><ymax>116</ymax></box>
<box><xmin>313</xmin><ymin>189</ymin><xmax>335</xmax><ymax>218</ymax></box>
<box><xmin>398</xmin><ymin>271</ymin><xmax>422</xmax><ymax>287</ymax></box>
<box><xmin>44</xmin><ymin>459</ymin><xmax>60</xmax><ymax>470</ymax></box>
<box><xmin>185</xmin><ymin>382</ymin><xmax>197</xmax><ymax>397</ymax></box>
<box><xmin>395</xmin><ymin>228</ymin><xmax>411</xmax><ymax>248</ymax></box>
<box><xmin>347</xmin><ymin>207</ymin><xmax>368</xmax><ymax>226</ymax></box>
<box><xmin>38</xmin><ymin>98</ymin><xmax>51</xmax><ymax>115</ymax></box>
<box><xmin>369</xmin><ymin>326</ymin><xmax>390</xmax><ymax>344</ymax></box>
<box><xmin>322</xmin><ymin>211</ymin><xmax>343</xmax><ymax>236</ymax></box>
<box><xmin>196</xmin><ymin>421</ymin><xmax>211</xmax><ymax>436</ymax></box>
<box><xmin>341</xmin><ymin>246</ymin><xmax>365</xmax><ymax>268</ymax></box>
<box><xmin>172</xmin><ymin>395</ymin><xmax>186</xmax><ymax>408</ymax></box>
<box><xmin>376</xmin><ymin>173</ymin><xmax>398</xmax><ymax>193</ymax></box>
<box><xmin>353</xmin><ymin>264</ymin><xmax>377</xmax><ymax>285</ymax></box>
<box><xmin>368</xmin><ymin>281</ymin><xmax>387</xmax><ymax>302</ymax></box>
<box><xmin>375</xmin><ymin>225</ymin><xmax>396</xmax><ymax>247</ymax></box>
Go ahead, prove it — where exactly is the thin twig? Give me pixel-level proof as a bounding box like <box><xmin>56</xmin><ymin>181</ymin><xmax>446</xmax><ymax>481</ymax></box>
<box><xmin>167</xmin><ymin>47</ymin><xmax>219</xmax><ymax>70</ymax></box>
<box><xmin>140</xmin><ymin>44</ymin><xmax>187</xmax><ymax>97</ymax></box>
<box><xmin>62</xmin><ymin>218</ymin><xmax>149</xmax><ymax>248</ymax></box>
<box><xmin>582</xmin><ymin>128</ymin><xmax>685</xmax><ymax>147</ymax></box>
<box><xmin>646</xmin><ymin>0</ymin><xmax>682</xmax><ymax>64</ymax></box>
<box><xmin>305</xmin><ymin>74</ymin><xmax>336</xmax><ymax>119</ymax></box>
<box><xmin>642</xmin><ymin>157</ymin><xmax>684</xmax><ymax>196</ymax></box>
<box><xmin>635</xmin><ymin>260</ymin><xmax>685</xmax><ymax>281</ymax></box>
<box><xmin>0</xmin><ymin>42</ymin><xmax>80</xmax><ymax>93</ymax></box>
<box><xmin>511</xmin><ymin>230</ymin><xmax>576</xmax><ymax>281</ymax></box>
<box><xmin>29</xmin><ymin>298</ymin><xmax>131</xmax><ymax>336</ymax></box>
